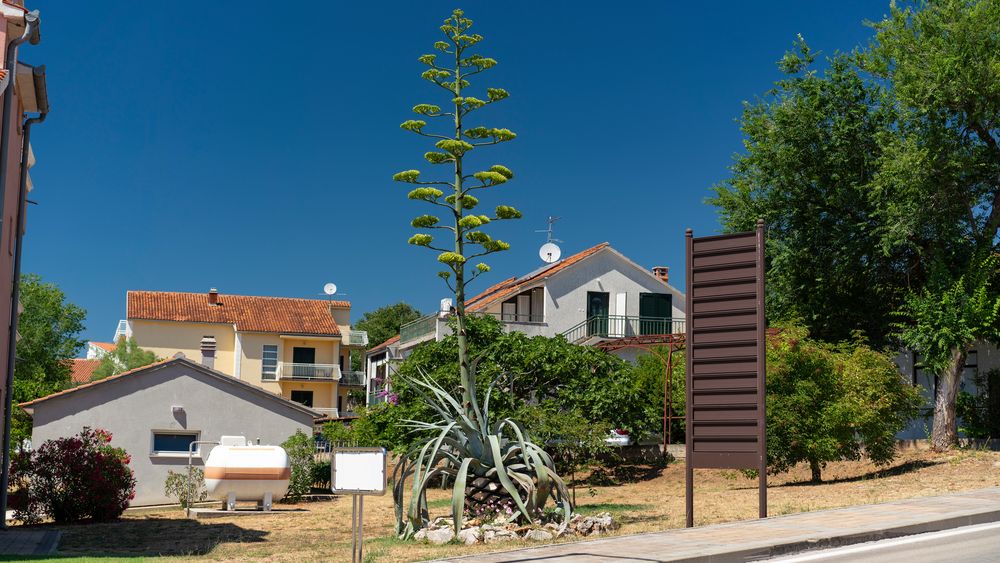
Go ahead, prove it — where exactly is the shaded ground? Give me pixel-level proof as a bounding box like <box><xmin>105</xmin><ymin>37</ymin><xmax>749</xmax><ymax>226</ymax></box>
<box><xmin>11</xmin><ymin>448</ymin><xmax>1000</xmax><ymax>562</ymax></box>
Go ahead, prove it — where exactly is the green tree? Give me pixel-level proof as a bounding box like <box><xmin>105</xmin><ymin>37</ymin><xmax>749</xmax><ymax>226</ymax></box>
<box><xmin>865</xmin><ymin>0</ymin><xmax>1000</xmax><ymax>450</ymax></box>
<box><xmin>13</xmin><ymin>274</ymin><xmax>86</xmax><ymax>444</ymax></box>
<box><xmin>708</xmin><ymin>40</ymin><xmax>904</xmax><ymax>346</ymax></box>
<box><xmin>393</xmin><ymin>8</ymin><xmax>521</xmax><ymax>418</ymax></box>
<box><xmin>352</xmin><ymin>302</ymin><xmax>422</xmax><ymax>370</ymax></box>
<box><xmin>91</xmin><ymin>337</ymin><xmax>158</xmax><ymax>380</ymax></box>
<box><xmin>710</xmin><ymin>0</ymin><xmax>1000</xmax><ymax>450</ymax></box>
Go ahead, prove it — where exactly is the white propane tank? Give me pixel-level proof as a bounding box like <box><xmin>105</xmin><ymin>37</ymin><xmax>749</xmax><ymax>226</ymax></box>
<box><xmin>204</xmin><ymin>436</ymin><xmax>291</xmax><ymax>508</ymax></box>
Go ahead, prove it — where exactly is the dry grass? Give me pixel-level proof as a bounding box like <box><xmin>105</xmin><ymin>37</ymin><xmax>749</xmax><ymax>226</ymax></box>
<box><xmin>22</xmin><ymin>448</ymin><xmax>1000</xmax><ymax>562</ymax></box>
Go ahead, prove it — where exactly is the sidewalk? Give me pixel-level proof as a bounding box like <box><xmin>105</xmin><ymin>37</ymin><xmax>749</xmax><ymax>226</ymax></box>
<box><xmin>434</xmin><ymin>487</ymin><xmax>1000</xmax><ymax>562</ymax></box>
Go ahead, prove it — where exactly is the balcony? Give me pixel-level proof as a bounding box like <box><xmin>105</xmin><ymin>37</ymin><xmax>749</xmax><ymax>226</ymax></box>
<box><xmin>276</xmin><ymin>362</ymin><xmax>341</xmax><ymax>381</ymax></box>
<box><xmin>312</xmin><ymin>407</ymin><xmax>339</xmax><ymax>418</ymax></box>
<box><xmin>344</xmin><ymin>329</ymin><xmax>369</xmax><ymax>347</ymax></box>
<box><xmin>400</xmin><ymin>314</ymin><xmax>439</xmax><ymax>346</ymax></box>
<box><xmin>340</xmin><ymin>370</ymin><xmax>366</xmax><ymax>386</ymax></box>
<box><xmin>561</xmin><ymin>316</ymin><xmax>685</xmax><ymax>344</ymax></box>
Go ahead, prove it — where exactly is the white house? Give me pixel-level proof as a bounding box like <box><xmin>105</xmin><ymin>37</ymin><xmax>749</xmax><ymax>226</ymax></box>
<box><xmin>365</xmin><ymin>242</ymin><xmax>687</xmax><ymax>404</ymax></box>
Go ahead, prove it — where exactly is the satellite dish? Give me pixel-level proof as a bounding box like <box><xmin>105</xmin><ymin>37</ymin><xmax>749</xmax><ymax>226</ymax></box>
<box><xmin>323</xmin><ymin>283</ymin><xmax>338</xmax><ymax>296</ymax></box>
<box><xmin>539</xmin><ymin>242</ymin><xmax>562</xmax><ymax>264</ymax></box>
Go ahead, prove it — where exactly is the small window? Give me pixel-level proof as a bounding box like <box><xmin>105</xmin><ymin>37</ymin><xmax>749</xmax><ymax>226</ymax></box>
<box><xmin>152</xmin><ymin>432</ymin><xmax>199</xmax><ymax>455</ymax></box>
<box><xmin>291</xmin><ymin>390</ymin><xmax>314</xmax><ymax>407</ymax></box>
<box><xmin>262</xmin><ymin>344</ymin><xmax>278</xmax><ymax>380</ymax></box>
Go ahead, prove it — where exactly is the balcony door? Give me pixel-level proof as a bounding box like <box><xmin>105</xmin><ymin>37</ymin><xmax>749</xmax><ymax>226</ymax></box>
<box><xmin>586</xmin><ymin>291</ymin><xmax>610</xmax><ymax>337</ymax></box>
<box><xmin>292</xmin><ymin>347</ymin><xmax>316</xmax><ymax>377</ymax></box>
<box><xmin>639</xmin><ymin>293</ymin><xmax>672</xmax><ymax>335</ymax></box>
<box><xmin>290</xmin><ymin>390</ymin><xmax>314</xmax><ymax>407</ymax></box>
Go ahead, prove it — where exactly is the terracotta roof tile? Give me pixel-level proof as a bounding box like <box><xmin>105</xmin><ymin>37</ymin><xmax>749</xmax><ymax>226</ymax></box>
<box><xmin>127</xmin><ymin>291</ymin><xmax>348</xmax><ymax>336</ymax></box>
<box><xmin>366</xmin><ymin>334</ymin><xmax>400</xmax><ymax>355</ymax></box>
<box><xmin>91</xmin><ymin>341</ymin><xmax>116</xmax><ymax>352</ymax></box>
<box><xmin>467</xmin><ymin>243</ymin><xmax>610</xmax><ymax>312</ymax></box>
<box><xmin>69</xmin><ymin>358</ymin><xmax>101</xmax><ymax>384</ymax></box>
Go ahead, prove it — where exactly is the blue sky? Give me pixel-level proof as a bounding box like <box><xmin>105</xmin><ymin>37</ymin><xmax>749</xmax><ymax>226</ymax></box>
<box><xmin>23</xmin><ymin>1</ymin><xmax>890</xmax><ymax>345</ymax></box>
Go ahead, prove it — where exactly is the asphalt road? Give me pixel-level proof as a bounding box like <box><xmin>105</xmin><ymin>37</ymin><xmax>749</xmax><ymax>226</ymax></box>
<box><xmin>769</xmin><ymin>521</ymin><xmax>1000</xmax><ymax>563</ymax></box>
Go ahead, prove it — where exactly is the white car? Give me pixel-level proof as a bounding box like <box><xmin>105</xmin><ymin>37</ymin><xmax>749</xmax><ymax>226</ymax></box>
<box><xmin>605</xmin><ymin>428</ymin><xmax>633</xmax><ymax>447</ymax></box>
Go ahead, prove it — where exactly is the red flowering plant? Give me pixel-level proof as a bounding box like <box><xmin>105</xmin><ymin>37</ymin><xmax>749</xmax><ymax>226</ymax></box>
<box><xmin>9</xmin><ymin>427</ymin><xmax>137</xmax><ymax>524</ymax></box>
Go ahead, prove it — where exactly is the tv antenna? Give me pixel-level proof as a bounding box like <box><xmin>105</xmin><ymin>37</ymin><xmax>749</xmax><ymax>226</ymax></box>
<box><xmin>535</xmin><ymin>216</ymin><xmax>563</xmax><ymax>244</ymax></box>
<box><xmin>537</xmin><ymin>216</ymin><xmax>563</xmax><ymax>264</ymax></box>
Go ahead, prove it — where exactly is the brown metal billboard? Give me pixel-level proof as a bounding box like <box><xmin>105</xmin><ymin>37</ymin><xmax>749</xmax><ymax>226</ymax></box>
<box><xmin>685</xmin><ymin>219</ymin><xmax>766</xmax><ymax>526</ymax></box>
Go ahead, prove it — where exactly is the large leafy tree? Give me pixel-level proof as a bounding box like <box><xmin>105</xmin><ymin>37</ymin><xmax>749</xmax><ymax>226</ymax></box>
<box><xmin>711</xmin><ymin>0</ymin><xmax>1000</xmax><ymax>450</ymax></box>
<box><xmin>709</xmin><ymin>40</ymin><xmax>905</xmax><ymax>346</ymax></box>
<box><xmin>13</xmin><ymin>274</ymin><xmax>86</xmax><ymax>444</ymax></box>
<box><xmin>866</xmin><ymin>0</ymin><xmax>1000</xmax><ymax>449</ymax></box>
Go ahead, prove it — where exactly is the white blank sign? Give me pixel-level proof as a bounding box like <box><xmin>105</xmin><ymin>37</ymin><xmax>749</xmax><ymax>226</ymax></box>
<box><xmin>333</xmin><ymin>449</ymin><xmax>386</xmax><ymax>495</ymax></box>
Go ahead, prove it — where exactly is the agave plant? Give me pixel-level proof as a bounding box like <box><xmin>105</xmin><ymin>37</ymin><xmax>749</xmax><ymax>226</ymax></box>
<box><xmin>392</xmin><ymin>370</ymin><xmax>572</xmax><ymax>538</ymax></box>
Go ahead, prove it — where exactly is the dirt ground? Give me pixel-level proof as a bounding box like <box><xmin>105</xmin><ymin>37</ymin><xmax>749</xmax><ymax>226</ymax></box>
<box><xmin>30</xmin><ymin>448</ymin><xmax>1000</xmax><ymax>562</ymax></box>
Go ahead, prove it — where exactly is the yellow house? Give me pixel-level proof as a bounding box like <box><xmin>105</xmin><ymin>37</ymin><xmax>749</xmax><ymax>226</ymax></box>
<box><xmin>121</xmin><ymin>289</ymin><xmax>368</xmax><ymax>419</ymax></box>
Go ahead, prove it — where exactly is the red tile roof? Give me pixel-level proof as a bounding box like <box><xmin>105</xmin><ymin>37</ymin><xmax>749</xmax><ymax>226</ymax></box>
<box><xmin>127</xmin><ymin>291</ymin><xmax>348</xmax><ymax>336</ymax></box>
<box><xmin>466</xmin><ymin>243</ymin><xmax>610</xmax><ymax>312</ymax></box>
<box><xmin>366</xmin><ymin>334</ymin><xmax>400</xmax><ymax>355</ymax></box>
<box><xmin>91</xmin><ymin>341</ymin><xmax>116</xmax><ymax>352</ymax></box>
<box><xmin>70</xmin><ymin>358</ymin><xmax>101</xmax><ymax>384</ymax></box>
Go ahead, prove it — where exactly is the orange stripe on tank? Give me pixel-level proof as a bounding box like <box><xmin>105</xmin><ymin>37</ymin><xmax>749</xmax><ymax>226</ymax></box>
<box><xmin>204</xmin><ymin>467</ymin><xmax>291</xmax><ymax>480</ymax></box>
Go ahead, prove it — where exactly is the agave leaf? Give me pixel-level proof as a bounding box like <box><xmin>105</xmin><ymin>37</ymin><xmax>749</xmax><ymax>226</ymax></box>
<box><xmin>451</xmin><ymin>457</ymin><xmax>475</xmax><ymax>533</ymax></box>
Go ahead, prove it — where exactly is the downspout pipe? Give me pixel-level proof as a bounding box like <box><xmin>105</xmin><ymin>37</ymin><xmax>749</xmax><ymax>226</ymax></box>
<box><xmin>0</xmin><ymin>106</ymin><xmax>45</xmax><ymax>526</ymax></box>
<box><xmin>0</xmin><ymin>11</ymin><xmax>42</xmax><ymax>526</ymax></box>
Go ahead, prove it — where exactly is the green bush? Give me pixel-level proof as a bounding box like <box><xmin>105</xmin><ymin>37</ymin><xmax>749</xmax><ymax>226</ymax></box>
<box><xmin>311</xmin><ymin>460</ymin><xmax>331</xmax><ymax>490</ymax></box>
<box><xmin>164</xmin><ymin>467</ymin><xmax>208</xmax><ymax>508</ymax></box>
<box><xmin>280</xmin><ymin>430</ymin><xmax>314</xmax><ymax>503</ymax></box>
<box><xmin>9</xmin><ymin>428</ymin><xmax>136</xmax><ymax>524</ymax></box>
<box><xmin>765</xmin><ymin>327</ymin><xmax>922</xmax><ymax>482</ymax></box>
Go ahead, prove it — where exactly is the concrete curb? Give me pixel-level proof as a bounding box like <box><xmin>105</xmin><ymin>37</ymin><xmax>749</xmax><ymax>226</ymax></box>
<box><xmin>680</xmin><ymin>509</ymin><xmax>1000</xmax><ymax>562</ymax></box>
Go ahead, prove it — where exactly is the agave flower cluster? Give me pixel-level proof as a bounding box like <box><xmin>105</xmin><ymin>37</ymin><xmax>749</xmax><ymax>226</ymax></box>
<box><xmin>467</xmin><ymin>496</ymin><xmax>515</xmax><ymax>524</ymax></box>
<box><xmin>392</xmin><ymin>371</ymin><xmax>573</xmax><ymax>538</ymax></box>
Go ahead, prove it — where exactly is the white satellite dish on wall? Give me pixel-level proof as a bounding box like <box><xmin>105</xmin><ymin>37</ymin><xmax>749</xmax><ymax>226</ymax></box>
<box><xmin>323</xmin><ymin>283</ymin><xmax>338</xmax><ymax>296</ymax></box>
<box><xmin>539</xmin><ymin>242</ymin><xmax>562</xmax><ymax>264</ymax></box>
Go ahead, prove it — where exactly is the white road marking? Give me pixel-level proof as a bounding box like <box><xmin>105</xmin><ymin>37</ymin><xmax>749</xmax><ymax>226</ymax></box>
<box><xmin>770</xmin><ymin>520</ymin><xmax>1000</xmax><ymax>562</ymax></box>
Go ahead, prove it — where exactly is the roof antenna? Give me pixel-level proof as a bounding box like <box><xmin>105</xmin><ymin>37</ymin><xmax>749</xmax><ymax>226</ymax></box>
<box><xmin>536</xmin><ymin>216</ymin><xmax>563</xmax><ymax>264</ymax></box>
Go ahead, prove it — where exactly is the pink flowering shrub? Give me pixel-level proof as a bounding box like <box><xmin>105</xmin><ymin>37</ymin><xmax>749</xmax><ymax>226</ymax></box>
<box><xmin>9</xmin><ymin>427</ymin><xmax>136</xmax><ymax>524</ymax></box>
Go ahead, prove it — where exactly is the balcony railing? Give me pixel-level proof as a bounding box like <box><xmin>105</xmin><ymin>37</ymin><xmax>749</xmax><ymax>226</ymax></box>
<box><xmin>400</xmin><ymin>314</ymin><xmax>438</xmax><ymax>344</ymax></box>
<box><xmin>276</xmin><ymin>362</ymin><xmax>341</xmax><ymax>381</ymax></box>
<box><xmin>340</xmin><ymin>370</ymin><xmax>366</xmax><ymax>386</ymax></box>
<box><xmin>312</xmin><ymin>407</ymin><xmax>339</xmax><ymax>418</ymax></box>
<box><xmin>478</xmin><ymin>311</ymin><xmax>544</xmax><ymax>324</ymax></box>
<box><xmin>344</xmin><ymin>330</ymin><xmax>369</xmax><ymax>347</ymax></box>
<box><xmin>561</xmin><ymin>316</ymin><xmax>685</xmax><ymax>343</ymax></box>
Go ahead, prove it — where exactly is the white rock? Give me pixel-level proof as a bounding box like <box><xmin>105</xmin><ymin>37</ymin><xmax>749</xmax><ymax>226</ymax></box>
<box><xmin>414</xmin><ymin>529</ymin><xmax>427</xmax><ymax>541</ymax></box>
<box><xmin>458</xmin><ymin>527</ymin><xmax>480</xmax><ymax>545</ymax></box>
<box><xmin>525</xmin><ymin>529</ymin><xmax>554</xmax><ymax>541</ymax></box>
<box><xmin>426</xmin><ymin>527</ymin><xmax>455</xmax><ymax>545</ymax></box>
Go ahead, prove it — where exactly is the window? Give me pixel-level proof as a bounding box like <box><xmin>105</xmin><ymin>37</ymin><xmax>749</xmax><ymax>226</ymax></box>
<box><xmin>262</xmin><ymin>345</ymin><xmax>278</xmax><ymax>380</ymax></box>
<box><xmin>152</xmin><ymin>432</ymin><xmax>199</xmax><ymax>455</ymax></box>
<box><xmin>501</xmin><ymin>288</ymin><xmax>545</xmax><ymax>323</ymax></box>
<box><xmin>291</xmin><ymin>390</ymin><xmax>314</xmax><ymax>407</ymax></box>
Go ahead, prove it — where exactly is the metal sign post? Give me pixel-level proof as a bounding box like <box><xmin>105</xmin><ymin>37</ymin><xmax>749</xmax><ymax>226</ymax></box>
<box><xmin>332</xmin><ymin>447</ymin><xmax>387</xmax><ymax>563</ymax></box>
<box><xmin>685</xmin><ymin>220</ymin><xmax>767</xmax><ymax>527</ymax></box>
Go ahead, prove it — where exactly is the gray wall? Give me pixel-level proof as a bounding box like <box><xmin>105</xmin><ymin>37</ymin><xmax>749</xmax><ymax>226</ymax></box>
<box><xmin>30</xmin><ymin>362</ymin><xmax>315</xmax><ymax>505</ymax></box>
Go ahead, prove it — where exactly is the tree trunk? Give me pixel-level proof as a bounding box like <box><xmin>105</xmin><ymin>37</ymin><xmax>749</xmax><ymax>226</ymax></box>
<box><xmin>809</xmin><ymin>459</ymin><xmax>822</xmax><ymax>483</ymax></box>
<box><xmin>931</xmin><ymin>347</ymin><xmax>967</xmax><ymax>451</ymax></box>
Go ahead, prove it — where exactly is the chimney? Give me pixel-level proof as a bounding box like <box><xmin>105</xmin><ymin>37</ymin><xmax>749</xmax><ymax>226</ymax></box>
<box><xmin>652</xmin><ymin>266</ymin><xmax>669</xmax><ymax>284</ymax></box>
<box><xmin>207</xmin><ymin>288</ymin><xmax>219</xmax><ymax>306</ymax></box>
<box><xmin>200</xmin><ymin>336</ymin><xmax>217</xmax><ymax>369</ymax></box>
